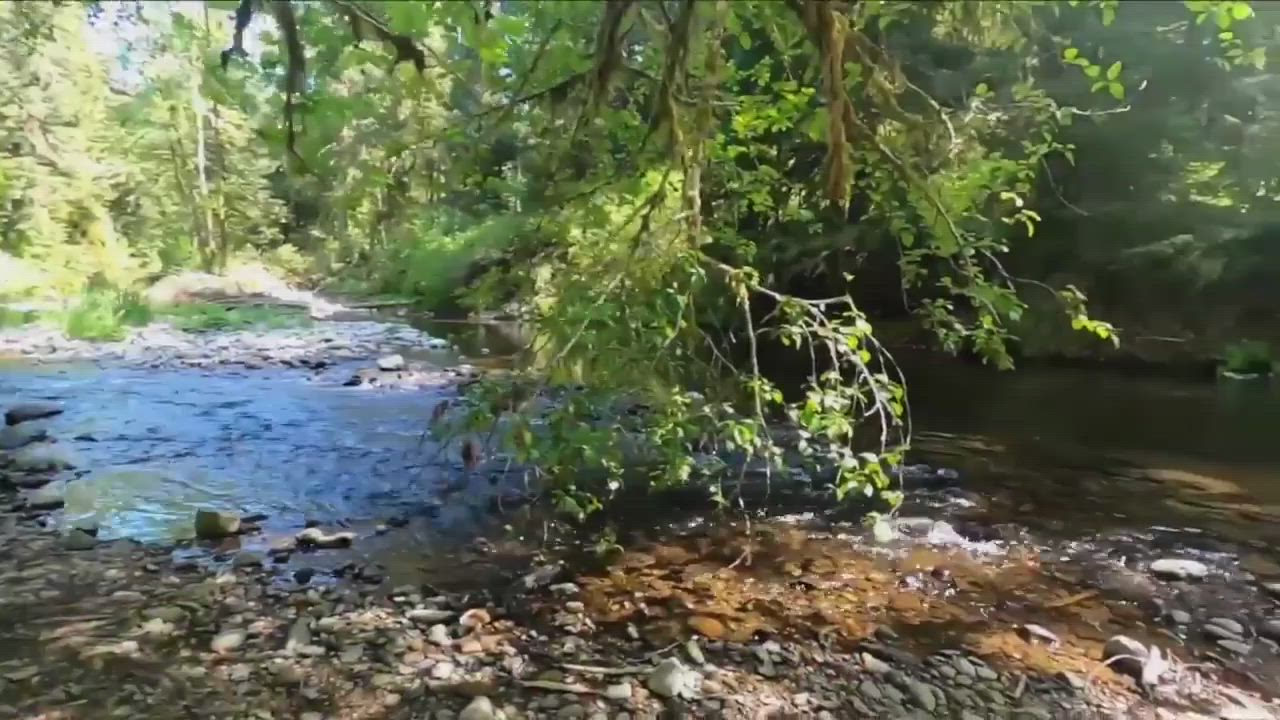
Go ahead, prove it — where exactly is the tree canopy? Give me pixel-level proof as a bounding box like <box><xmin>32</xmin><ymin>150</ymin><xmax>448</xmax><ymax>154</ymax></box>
<box><xmin>1</xmin><ymin>0</ymin><xmax>1274</xmax><ymax>516</ymax></box>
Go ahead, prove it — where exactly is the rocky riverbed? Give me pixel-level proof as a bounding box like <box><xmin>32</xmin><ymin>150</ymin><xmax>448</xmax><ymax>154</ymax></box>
<box><xmin>2</xmin><ymin>315</ymin><xmax>1280</xmax><ymax>719</ymax></box>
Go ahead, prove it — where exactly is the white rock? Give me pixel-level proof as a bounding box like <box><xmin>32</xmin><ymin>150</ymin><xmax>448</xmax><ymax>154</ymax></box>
<box><xmin>1150</xmin><ymin>558</ymin><xmax>1209</xmax><ymax>581</ymax></box>
<box><xmin>428</xmin><ymin>623</ymin><xmax>451</xmax><ymax>646</ymax></box>
<box><xmin>211</xmin><ymin>629</ymin><xmax>246</xmax><ymax>654</ymax></box>
<box><xmin>296</xmin><ymin>527</ymin><xmax>355</xmax><ymax>548</ymax></box>
<box><xmin>647</xmin><ymin>657</ymin><xmax>699</xmax><ymax>699</ymax></box>
<box><xmin>406</xmin><ymin>608</ymin><xmax>454</xmax><ymax>624</ymax></box>
<box><xmin>376</xmin><ymin>354</ymin><xmax>406</xmax><ymax>371</ymax></box>
<box><xmin>458</xmin><ymin>696</ymin><xmax>496</xmax><ymax>720</ymax></box>
<box><xmin>605</xmin><ymin>682</ymin><xmax>632</xmax><ymax>701</ymax></box>
<box><xmin>286</xmin><ymin>617</ymin><xmax>312</xmax><ymax>651</ymax></box>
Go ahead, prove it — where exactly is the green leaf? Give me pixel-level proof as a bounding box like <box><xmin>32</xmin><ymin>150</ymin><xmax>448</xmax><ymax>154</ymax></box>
<box><xmin>1106</xmin><ymin>61</ymin><xmax>1122</xmax><ymax>80</ymax></box>
<box><xmin>1063</xmin><ymin>47</ymin><xmax>1080</xmax><ymax>61</ymax></box>
<box><xmin>1108</xmin><ymin>82</ymin><xmax>1125</xmax><ymax>100</ymax></box>
<box><xmin>1231</xmin><ymin>2</ymin><xmax>1254</xmax><ymax>20</ymax></box>
<box><xmin>974</xmin><ymin>82</ymin><xmax>990</xmax><ymax>96</ymax></box>
<box><xmin>1084</xmin><ymin>65</ymin><xmax>1101</xmax><ymax>78</ymax></box>
<box><xmin>1102</xmin><ymin>5</ymin><xmax>1116</xmax><ymax>26</ymax></box>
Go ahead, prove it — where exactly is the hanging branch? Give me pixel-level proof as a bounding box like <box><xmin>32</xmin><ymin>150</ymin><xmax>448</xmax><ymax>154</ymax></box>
<box><xmin>220</xmin><ymin>0</ymin><xmax>256</xmax><ymax>70</ymax></box>
<box><xmin>270</xmin><ymin>0</ymin><xmax>307</xmax><ymax>165</ymax></box>
<box><xmin>327</xmin><ymin>0</ymin><xmax>426</xmax><ymax>73</ymax></box>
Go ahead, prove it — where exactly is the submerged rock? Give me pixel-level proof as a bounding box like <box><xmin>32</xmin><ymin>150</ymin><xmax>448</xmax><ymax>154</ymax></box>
<box><xmin>0</xmin><ymin>423</ymin><xmax>47</xmax><ymax>450</ymax></box>
<box><xmin>194</xmin><ymin>509</ymin><xmax>241</xmax><ymax>539</ymax></box>
<box><xmin>62</xmin><ymin>528</ymin><xmax>98</xmax><ymax>551</ymax></box>
<box><xmin>11</xmin><ymin>442</ymin><xmax>78</xmax><ymax>471</ymax></box>
<box><xmin>1150</xmin><ymin>558</ymin><xmax>1209</xmax><ymax>581</ymax></box>
<box><xmin>5</xmin><ymin>401</ymin><xmax>63</xmax><ymax>426</ymax></box>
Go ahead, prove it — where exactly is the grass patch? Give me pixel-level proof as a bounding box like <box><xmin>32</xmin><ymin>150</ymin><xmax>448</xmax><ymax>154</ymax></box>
<box><xmin>159</xmin><ymin>303</ymin><xmax>310</xmax><ymax>333</ymax></box>
<box><xmin>62</xmin><ymin>288</ymin><xmax>153</xmax><ymax>341</ymax></box>
<box><xmin>1222</xmin><ymin>339</ymin><xmax>1273</xmax><ymax>376</ymax></box>
<box><xmin>0</xmin><ymin>306</ymin><xmax>41</xmax><ymax>328</ymax></box>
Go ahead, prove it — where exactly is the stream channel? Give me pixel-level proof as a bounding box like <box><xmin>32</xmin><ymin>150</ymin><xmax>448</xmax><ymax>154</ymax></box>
<box><xmin>2</xmin><ymin>311</ymin><xmax>1279</xmax><ymax>718</ymax></box>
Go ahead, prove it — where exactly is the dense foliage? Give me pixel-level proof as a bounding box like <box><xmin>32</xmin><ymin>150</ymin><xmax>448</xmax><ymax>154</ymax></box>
<box><xmin>0</xmin><ymin>0</ymin><xmax>1273</xmax><ymax>515</ymax></box>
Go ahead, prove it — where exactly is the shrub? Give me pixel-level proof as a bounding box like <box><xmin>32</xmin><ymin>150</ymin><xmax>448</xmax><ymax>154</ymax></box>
<box><xmin>63</xmin><ymin>288</ymin><xmax>153</xmax><ymax>341</ymax></box>
<box><xmin>1222</xmin><ymin>339</ymin><xmax>1273</xmax><ymax>376</ymax></box>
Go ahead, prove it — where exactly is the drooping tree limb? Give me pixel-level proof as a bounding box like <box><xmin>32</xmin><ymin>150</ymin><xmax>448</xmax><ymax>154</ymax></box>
<box><xmin>270</xmin><ymin>0</ymin><xmax>306</xmax><ymax>165</ymax></box>
<box><xmin>220</xmin><ymin>0</ymin><xmax>256</xmax><ymax>70</ymax></box>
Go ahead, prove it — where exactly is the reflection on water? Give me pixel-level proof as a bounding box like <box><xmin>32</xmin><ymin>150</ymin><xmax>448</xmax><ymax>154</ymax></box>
<box><xmin>897</xmin><ymin>352</ymin><xmax>1280</xmax><ymax>551</ymax></box>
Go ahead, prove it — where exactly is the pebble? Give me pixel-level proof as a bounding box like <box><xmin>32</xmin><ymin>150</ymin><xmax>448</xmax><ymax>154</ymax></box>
<box><xmin>459</xmin><ymin>608</ymin><xmax>491</xmax><ymax>628</ymax></box>
<box><xmin>908</xmin><ymin>680</ymin><xmax>938</xmax><ymax>711</ymax></box>
<box><xmin>1204</xmin><ymin>624</ymin><xmax>1245</xmax><ymax>642</ymax></box>
<box><xmin>286</xmin><ymin>617</ymin><xmax>312</xmax><ymax>650</ymax></box>
<box><xmin>647</xmin><ymin>657</ymin><xmax>698</xmax><ymax>699</ymax></box>
<box><xmin>376</xmin><ymin>354</ymin><xmax>406</xmax><ymax>371</ymax></box>
<box><xmin>1207</xmin><ymin>617</ymin><xmax>1247</xmax><ymax>636</ymax></box>
<box><xmin>857</xmin><ymin>680</ymin><xmax>882</xmax><ymax>701</ymax></box>
<box><xmin>861</xmin><ymin>653</ymin><xmax>892</xmax><ymax>674</ymax></box>
<box><xmin>1167</xmin><ymin>609</ymin><xmax>1192</xmax><ymax>625</ymax></box>
<box><xmin>407</xmin><ymin>608</ymin><xmax>454</xmax><ymax>624</ymax></box>
<box><xmin>1020</xmin><ymin>624</ymin><xmax>1060</xmax><ymax>645</ymax></box>
<box><xmin>605</xmin><ymin>682</ymin><xmax>632</xmax><ymax>701</ymax></box>
<box><xmin>1102</xmin><ymin>635</ymin><xmax>1148</xmax><ymax>678</ymax></box>
<box><xmin>430</xmin><ymin>661</ymin><xmax>456</xmax><ymax>680</ymax></box>
<box><xmin>428</xmin><ymin>624</ymin><xmax>451</xmax><ymax>646</ymax></box>
<box><xmin>458</xmin><ymin>696</ymin><xmax>496</xmax><ymax>720</ymax></box>
<box><xmin>211</xmin><ymin>629</ymin><xmax>246</xmax><ymax>653</ymax></box>
<box><xmin>1150</xmin><ymin>558</ymin><xmax>1209</xmax><ymax>581</ymax></box>
<box><xmin>1217</xmin><ymin>639</ymin><xmax>1252</xmax><ymax>655</ymax></box>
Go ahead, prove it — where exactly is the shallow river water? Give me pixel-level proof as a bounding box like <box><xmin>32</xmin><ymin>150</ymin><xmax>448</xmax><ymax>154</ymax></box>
<box><xmin>3</xmin><ymin>316</ymin><xmax>1280</xmax><ymax>711</ymax></box>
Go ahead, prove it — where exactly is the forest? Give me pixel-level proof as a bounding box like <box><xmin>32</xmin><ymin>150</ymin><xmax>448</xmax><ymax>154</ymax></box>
<box><xmin>2</xmin><ymin>3</ymin><xmax>1280</xmax><ymax>719</ymax></box>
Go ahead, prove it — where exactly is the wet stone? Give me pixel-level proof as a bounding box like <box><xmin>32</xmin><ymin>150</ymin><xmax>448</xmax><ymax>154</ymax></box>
<box><xmin>1260</xmin><ymin>620</ymin><xmax>1280</xmax><ymax>642</ymax></box>
<box><xmin>907</xmin><ymin>681</ymin><xmax>938</xmax><ymax>711</ymax></box>
<box><xmin>1218</xmin><ymin>639</ymin><xmax>1253</xmax><ymax>655</ymax></box>
<box><xmin>1150</xmin><ymin>558</ymin><xmax>1209</xmax><ymax>581</ymax></box>
<box><xmin>1207</xmin><ymin>617</ymin><xmax>1247</xmax><ymax>636</ymax></box>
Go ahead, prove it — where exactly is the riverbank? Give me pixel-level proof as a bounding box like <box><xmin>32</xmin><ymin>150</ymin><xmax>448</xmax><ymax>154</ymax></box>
<box><xmin>1</xmin><ymin>315</ymin><xmax>1279</xmax><ymax>719</ymax></box>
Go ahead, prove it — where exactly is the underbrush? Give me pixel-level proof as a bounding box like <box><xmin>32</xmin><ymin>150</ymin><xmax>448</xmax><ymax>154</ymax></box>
<box><xmin>336</xmin><ymin>211</ymin><xmax>526</xmax><ymax>310</ymax></box>
<box><xmin>62</xmin><ymin>288</ymin><xmax>153</xmax><ymax>341</ymax></box>
<box><xmin>158</xmin><ymin>303</ymin><xmax>309</xmax><ymax>332</ymax></box>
